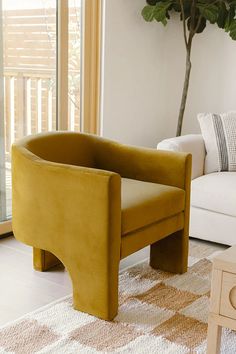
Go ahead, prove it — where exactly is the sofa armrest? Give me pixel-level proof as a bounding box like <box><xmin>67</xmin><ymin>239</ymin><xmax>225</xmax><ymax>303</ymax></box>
<box><xmin>157</xmin><ymin>134</ymin><xmax>205</xmax><ymax>179</ymax></box>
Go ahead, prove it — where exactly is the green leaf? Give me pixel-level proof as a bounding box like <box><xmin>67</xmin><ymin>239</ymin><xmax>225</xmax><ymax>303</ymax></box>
<box><xmin>217</xmin><ymin>2</ymin><xmax>228</xmax><ymax>29</ymax></box>
<box><xmin>141</xmin><ymin>5</ymin><xmax>156</xmax><ymax>22</ymax></box>
<box><xmin>197</xmin><ymin>4</ymin><xmax>219</xmax><ymax>24</ymax></box>
<box><xmin>225</xmin><ymin>4</ymin><xmax>236</xmax><ymax>31</ymax></box>
<box><xmin>182</xmin><ymin>0</ymin><xmax>192</xmax><ymax>19</ymax></box>
<box><xmin>229</xmin><ymin>19</ymin><xmax>236</xmax><ymax>39</ymax></box>
<box><xmin>141</xmin><ymin>0</ymin><xmax>236</xmax><ymax>41</ymax></box>
<box><xmin>187</xmin><ymin>16</ymin><xmax>206</xmax><ymax>34</ymax></box>
<box><xmin>154</xmin><ymin>1</ymin><xmax>173</xmax><ymax>26</ymax></box>
<box><xmin>228</xmin><ymin>1</ymin><xmax>236</xmax><ymax>8</ymax></box>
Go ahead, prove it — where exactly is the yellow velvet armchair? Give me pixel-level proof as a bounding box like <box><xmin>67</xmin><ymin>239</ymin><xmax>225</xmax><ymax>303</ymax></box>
<box><xmin>12</xmin><ymin>132</ymin><xmax>191</xmax><ymax>320</ymax></box>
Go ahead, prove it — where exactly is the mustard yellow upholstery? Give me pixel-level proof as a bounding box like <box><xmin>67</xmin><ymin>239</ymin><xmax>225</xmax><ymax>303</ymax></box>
<box><xmin>121</xmin><ymin>178</ymin><xmax>185</xmax><ymax>235</ymax></box>
<box><xmin>12</xmin><ymin>132</ymin><xmax>192</xmax><ymax>321</ymax></box>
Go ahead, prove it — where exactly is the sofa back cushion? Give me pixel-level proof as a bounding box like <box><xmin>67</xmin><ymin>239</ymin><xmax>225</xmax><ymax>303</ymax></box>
<box><xmin>198</xmin><ymin>112</ymin><xmax>236</xmax><ymax>174</ymax></box>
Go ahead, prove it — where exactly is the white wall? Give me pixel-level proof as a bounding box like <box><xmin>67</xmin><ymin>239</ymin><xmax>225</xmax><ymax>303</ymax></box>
<box><xmin>101</xmin><ymin>0</ymin><xmax>236</xmax><ymax>148</ymax></box>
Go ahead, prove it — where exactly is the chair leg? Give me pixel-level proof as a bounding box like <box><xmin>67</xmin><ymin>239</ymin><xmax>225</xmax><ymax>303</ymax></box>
<box><xmin>33</xmin><ymin>248</ymin><xmax>62</xmax><ymax>271</ymax></box>
<box><xmin>150</xmin><ymin>229</ymin><xmax>188</xmax><ymax>274</ymax></box>
<box><xmin>67</xmin><ymin>258</ymin><xmax>120</xmax><ymax>321</ymax></box>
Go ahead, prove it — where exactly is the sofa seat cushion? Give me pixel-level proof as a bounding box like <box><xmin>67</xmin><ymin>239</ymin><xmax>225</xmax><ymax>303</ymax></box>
<box><xmin>191</xmin><ymin>172</ymin><xmax>236</xmax><ymax>217</ymax></box>
<box><xmin>121</xmin><ymin>178</ymin><xmax>185</xmax><ymax>235</ymax></box>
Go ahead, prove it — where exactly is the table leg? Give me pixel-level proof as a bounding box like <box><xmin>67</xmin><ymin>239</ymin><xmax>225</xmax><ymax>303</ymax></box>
<box><xmin>207</xmin><ymin>315</ymin><xmax>222</xmax><ymax>354</ymax></box>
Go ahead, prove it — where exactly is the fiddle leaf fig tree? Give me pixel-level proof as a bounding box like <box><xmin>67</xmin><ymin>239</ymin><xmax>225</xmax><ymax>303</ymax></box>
<box><xmin>142</xmin><ymin>0</ymin><xmax>236</xmax><ymax>136</ymax></box>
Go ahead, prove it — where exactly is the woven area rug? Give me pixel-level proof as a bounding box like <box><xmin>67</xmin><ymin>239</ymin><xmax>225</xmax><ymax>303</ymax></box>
<box><xmin>0</xmin><ymin>240</ymin><xmax>236</xmax><ymax>354</ymax></box>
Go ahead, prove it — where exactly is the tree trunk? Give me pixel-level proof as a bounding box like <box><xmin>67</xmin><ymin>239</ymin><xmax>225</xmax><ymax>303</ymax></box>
<box><xmin>176</xmin><ymin>51</ymin><xmax>192</xmax><ymax>137</ymax></box>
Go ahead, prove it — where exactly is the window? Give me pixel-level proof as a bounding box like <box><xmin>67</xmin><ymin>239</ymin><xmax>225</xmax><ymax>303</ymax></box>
<box><xmin>0</xmin><ymin>0</ymin><xmax>101</xmax><ymax>234</ymax></box>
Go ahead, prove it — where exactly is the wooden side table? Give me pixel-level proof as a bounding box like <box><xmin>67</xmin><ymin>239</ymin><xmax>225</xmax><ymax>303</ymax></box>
<box><xmin>207</xmin><ymin>245</ymin><xmax>236</xmax><ymax>354</ymax></box>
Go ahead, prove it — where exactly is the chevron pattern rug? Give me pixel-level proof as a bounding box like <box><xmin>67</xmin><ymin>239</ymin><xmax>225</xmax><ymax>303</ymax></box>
<box><xmin>0</xmin><ymin>240</ymin><xmax>235</xmax><ymax>354</ymax></box>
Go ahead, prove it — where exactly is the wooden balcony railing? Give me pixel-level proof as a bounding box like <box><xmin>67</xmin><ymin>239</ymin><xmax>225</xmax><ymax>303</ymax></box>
<box><xmin>4</xmin><ymin>67</ymin><xmax>80</xmax><ymax>162</ymax></box>
<box><xmin>3</xmin><ymin>7</ymin><xmax>81</xmax><ymax>161</ymax></box>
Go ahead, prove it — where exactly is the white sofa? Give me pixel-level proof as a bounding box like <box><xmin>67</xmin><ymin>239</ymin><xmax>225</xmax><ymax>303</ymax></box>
<box><xmin>158</xmin><ymin>134</ymin><xmax>236</xmax><ymax>246</ymax></box>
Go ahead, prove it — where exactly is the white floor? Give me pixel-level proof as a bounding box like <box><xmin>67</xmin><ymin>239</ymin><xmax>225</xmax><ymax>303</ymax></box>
<box><xmin>0</xmin><ymin>235</ymin><xmax>149</xmax><ymax>326</ymax></box>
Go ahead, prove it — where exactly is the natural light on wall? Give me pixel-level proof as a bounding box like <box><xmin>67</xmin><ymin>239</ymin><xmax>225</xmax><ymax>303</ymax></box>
<box><xmin>0</xmin><ymin>0</ymin><xmax>82</xmax><ymax>229</ymax></box>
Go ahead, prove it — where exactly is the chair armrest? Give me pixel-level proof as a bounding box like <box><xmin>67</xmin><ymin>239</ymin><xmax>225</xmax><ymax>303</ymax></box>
<box><xmin>95</xmin><ymin>140</ymin><xmax>191</xmax><ymax>191</ymax></box>
<box><xmin>12</xmin><ymin>144</ymin><xmax>121</xmax><ymax>261</ymax></box>
<box><xmin>157</xmin><ymin>134</ymin><xmax>205</xmax><ymax>179</ymax></box>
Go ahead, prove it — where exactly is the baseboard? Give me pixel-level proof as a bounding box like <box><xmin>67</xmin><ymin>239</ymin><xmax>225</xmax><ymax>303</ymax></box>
<box><xmin>0</xmin><ymin>231</ymin><xmax>13</xmax><ymax>239</ymax></box>
<box><xmin>0</xmin><ymin>220</ymin><xmax>12</xmax><ymax>237</ymax></box>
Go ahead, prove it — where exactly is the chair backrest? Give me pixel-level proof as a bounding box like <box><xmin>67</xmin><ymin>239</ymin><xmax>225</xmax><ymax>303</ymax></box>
<box><xmin>20</xmin><ymin>132</ymin><xmax>96</xmax><ymax>168</ymax></box>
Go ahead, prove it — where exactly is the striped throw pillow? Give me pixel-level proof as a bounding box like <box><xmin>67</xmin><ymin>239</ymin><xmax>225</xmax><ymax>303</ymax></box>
<box><xmin>198</xmin><ymin>112</ymin><xmax>236</xmax><ymax>174</ymax></box>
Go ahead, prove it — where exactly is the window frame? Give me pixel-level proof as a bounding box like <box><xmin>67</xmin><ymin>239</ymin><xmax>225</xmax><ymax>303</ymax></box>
<box><xmin>81</xmin><ymin>0</ymin><xmax>101</xmax><ymax>134</ymax></box>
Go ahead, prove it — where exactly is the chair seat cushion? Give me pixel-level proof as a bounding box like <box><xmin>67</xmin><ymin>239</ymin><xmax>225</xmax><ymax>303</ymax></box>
<box><xmin>191</xmin><ymin>172</ymin><xmax>236</xmax><ymax>217</ymax></box>
<box><xmin>121</xmin><ymin>178</ymin><xmax>185</xmax><ymax>235</ymax></box>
